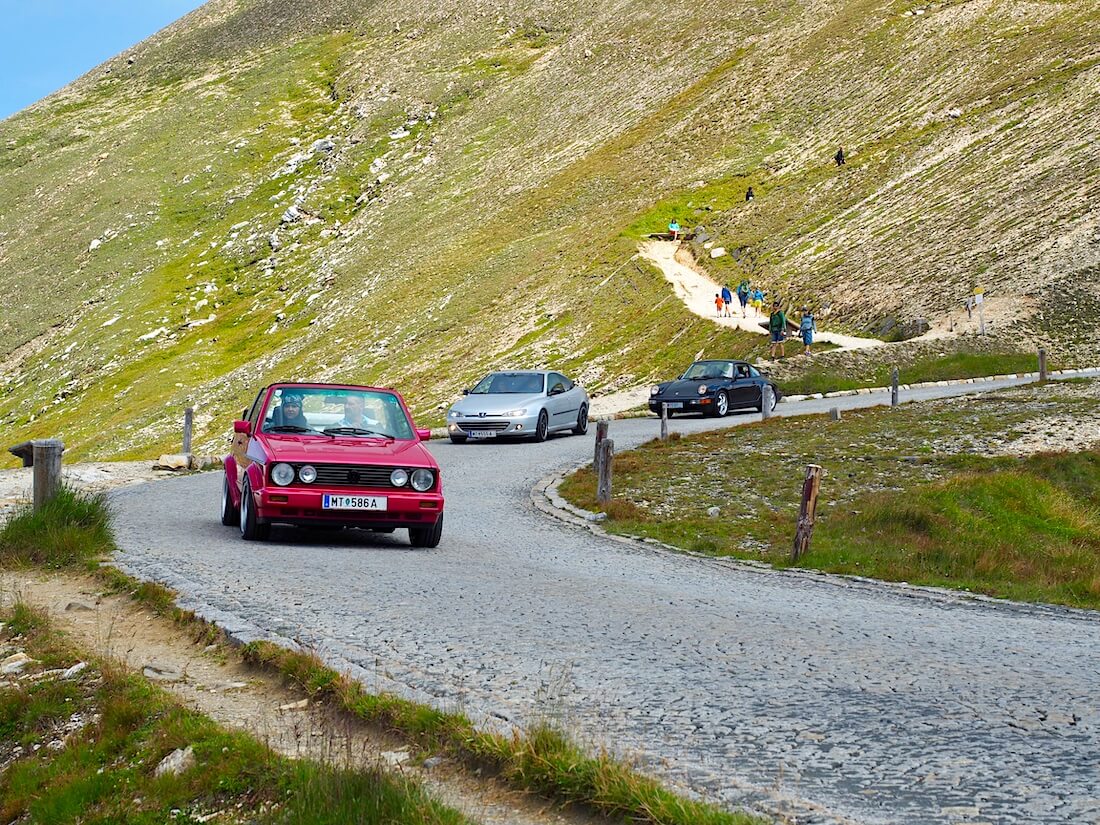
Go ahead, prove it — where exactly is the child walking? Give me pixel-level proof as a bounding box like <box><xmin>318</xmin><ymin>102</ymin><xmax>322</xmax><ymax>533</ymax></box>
<box><xmin>714</xmin><ymin>292</ymin><xmax>725</xmax><ymax>317</ymax></box>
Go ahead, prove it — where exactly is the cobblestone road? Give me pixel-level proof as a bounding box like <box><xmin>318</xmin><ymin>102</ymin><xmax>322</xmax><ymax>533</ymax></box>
<box><xmin>111</xmin><ymin>377</ymin><xmax>1100</xmax><ymax>824</ymax></box>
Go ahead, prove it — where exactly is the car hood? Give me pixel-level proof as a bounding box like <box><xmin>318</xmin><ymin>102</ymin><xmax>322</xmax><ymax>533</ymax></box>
<box><xmin>448</xmin><ymin>392</ymin><xmax>544</xmax><ymax>416</ymax></box>
<box><xmin>256</xmin><ymin>435</ymin><xmax>434</xmax><ymax>466</ymax></box>
<box><xmin>657</xmin><ymin>379</ymin><xmax>714</xmax><ymax>397</ymax></box>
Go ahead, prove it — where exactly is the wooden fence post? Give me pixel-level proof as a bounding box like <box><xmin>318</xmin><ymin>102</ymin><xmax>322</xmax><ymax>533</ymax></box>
<box><xmin>32</xmin><ymin>439</ymin><xmax>64</xmax><ymax>512</ymax></box>
<box><xmin>890</xmin><ymin>367</ymin><xmax>899</xmax><ymax>407</ymax></box>
<box><xmin>761</xmin><ymin>385</ymin><xmax>773</xmax><ymax>420</ymax></box>
<box><xmin>183</xmin><ymin>407</ymin><xmax>194</xmax><ymax>455</ymax></box>
<box><xmin>596</xmin><ymin>438</ymin><xmax>614</xmax><ymax>503</ymax></box>
<box><xmin>1038</xmin><ymin>348</ymin><xmax>1048</xmax><ymax>382</ymax></box>
<box><xmin>594</xmin><ymin>419</ymin><xmax>609</xmax><ymax>467</ymax></box>
<box><xmin>791</xmin><ymin>464</ymin><xmax>823</xmax><ymax>562</ymax></box>
<box><xmin>660</xmin><ymin>403</ymin><xmax>668</xmax><ymax>440</ymax></box>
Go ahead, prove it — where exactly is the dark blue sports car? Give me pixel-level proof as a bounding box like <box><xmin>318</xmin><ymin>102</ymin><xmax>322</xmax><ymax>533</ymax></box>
<box><xmin>648</xmin><ymin>360</ymin><xmax>782</xmax><ymax>417</ymax></box>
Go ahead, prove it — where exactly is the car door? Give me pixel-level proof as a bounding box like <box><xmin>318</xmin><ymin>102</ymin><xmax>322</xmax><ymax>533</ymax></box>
<box><xmin>231</xmin><ymin>388</ymin><xmax>267</xmax><ymax>493</ymax></box>
<box><xmin>727</xmin><ymin>364</ymin><xmax>756</xmax><ymax>408</ymax></box>
<box><xmin>546</xmin><ymin>373</ymin><xmax>574</xmax><ymax>430</ymax></box>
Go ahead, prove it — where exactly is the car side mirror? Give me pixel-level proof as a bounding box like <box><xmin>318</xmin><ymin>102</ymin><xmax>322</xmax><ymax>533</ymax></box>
<box><xmin>233</xmin><ymin>420</ymin><xmax>251</xmax><ymax>435</ymax></box>
<box><xmin>462</xmin><ymin>388</ymin><xmax>470</xmax><ymax>395</ymax></box>
<box><xmin>549</xmin><ymin>385</ymin><xmax>564</xmax><ymax>396</ymax></box>
<box><xmin>416</xmin><ymin>428</ymin><xmax>431</xmax><ymax>441</ymax></box>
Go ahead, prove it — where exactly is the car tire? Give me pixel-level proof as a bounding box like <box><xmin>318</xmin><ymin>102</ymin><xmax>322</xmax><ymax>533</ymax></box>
<box><xmin>221</xmin><ymin>476</ymin><xmax>240</xmax><ymax>526</ymax></box>
<box><xmin>409</xmin><ymin>515</ymin><xmax>443</xmax><ymax>548</ymax></box>
<box><xmin>239</xmin><ymin>479</ymin><xmax>270</xmax><ymax>541</ymax></box>
<box><xmin>572</xmin><ymin>405</ymin><xmax>589</xmax><ymax>435</ymax></box>
<box><xmin>449</xmin><ymin>434</ymin><xmax>467</xmax><ymax>444</ymax></box>
<box><xmin>533</xmin><ymin>410</ymin><xmax>549</xmax><ymax>442</ymax></box>
<box><xmin>710</xmin><ymin>391</ymin><xmax>729</xmax><ymax>418</ymax></box>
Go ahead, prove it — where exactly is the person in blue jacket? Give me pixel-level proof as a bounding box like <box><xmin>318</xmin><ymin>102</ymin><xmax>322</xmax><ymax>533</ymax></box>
<box><xmin>721</xmin><ymin>284</ymin><xmax>733</xmax><ymax>318</ymax></box>
<box><xmin>799</xmin><ymin>306</ymin><xmax>817</xmax><ymax>355</ymax></box>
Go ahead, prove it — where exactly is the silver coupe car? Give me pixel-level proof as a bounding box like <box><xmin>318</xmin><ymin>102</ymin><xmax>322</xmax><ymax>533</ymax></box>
<box><xmin>446</xmin><ymin>370</ymin><xmax>589</xmax><ymax>443</ymax></box>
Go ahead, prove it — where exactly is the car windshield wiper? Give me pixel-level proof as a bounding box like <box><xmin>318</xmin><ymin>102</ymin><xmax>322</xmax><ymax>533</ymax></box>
<box><xmin>322</xmin><ymin>427</ymin><xmax>393</xmax><ymax>438</ymax></box>
<box><xmin>266</xmin><ymin>425</ymin><xmax>314</xmax><ymax>433</ymax></box>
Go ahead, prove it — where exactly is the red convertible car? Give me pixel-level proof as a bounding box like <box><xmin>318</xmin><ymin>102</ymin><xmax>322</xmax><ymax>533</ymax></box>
<box><xmin>221</xmin><ymin>383</ymin><xmax>444</xmax><ymax>547</ymax></box>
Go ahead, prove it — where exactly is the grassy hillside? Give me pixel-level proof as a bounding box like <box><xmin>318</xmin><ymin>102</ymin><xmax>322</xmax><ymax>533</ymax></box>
<box><xmin>0</xmin><ymin>0</ymin><xmax>1096</xmax><ymax>460</ymax></box>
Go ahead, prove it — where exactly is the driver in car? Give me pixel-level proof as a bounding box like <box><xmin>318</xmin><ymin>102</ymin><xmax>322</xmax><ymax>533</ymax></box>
<box><xmin>338</xmin><ymin>395</ymin><xmax>383</xmax><ymax>430</ymax></box>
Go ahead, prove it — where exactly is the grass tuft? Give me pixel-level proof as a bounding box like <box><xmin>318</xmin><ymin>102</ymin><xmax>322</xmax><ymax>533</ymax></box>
<box><xmin>0</xmin><ymin>487</ymin><xmax>114</xmax><ymax>569</ymax></box>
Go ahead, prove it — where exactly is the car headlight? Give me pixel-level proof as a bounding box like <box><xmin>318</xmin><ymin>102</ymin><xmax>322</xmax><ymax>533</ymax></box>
<box><xmin>390</xmin><ymin>468</ymin><xmax>409</xmax><ymax>487</ymax></box>
<box><xmin>410</xmin><ymin>468</ymin><xmax>434</xmax><ymax>492</ymax></box>
<box><xmin>698</xmin><ymin>384</ymin><xmax>708</xmax><ymax>394</ymax></box>
<box><xmin>298</xmin><ymin>465</ymin><xmax>317</xmax><ymax>484</ymax></box>
<box><xmin>650</xmin><ymin>385</ymin><xmax>661</xmax><ymax>396</ymax></box>
<box><xmin>271</xmin><ymin>462</ymin><xmax>294</xmax><ymax>486</ymax></box>
<box><xmin>502</xmin><ymin>408</ymin><xmax>526</xmax><ymax>417</ymax></box>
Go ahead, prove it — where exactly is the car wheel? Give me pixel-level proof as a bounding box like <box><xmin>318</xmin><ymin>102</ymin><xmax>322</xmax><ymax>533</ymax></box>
<box><xmin>757</xmin><ymin>386</ymin><xmax>778</xmax><ymax>413</ymax></box>
<box><xmin>239</xmin><ymin>479</ymin><xmax>270</xmax><ymax>541</ymax></box>
<box><xmin>572</xmin><ymin>405</ymin><xmax>589</xmax><ymax>435</ymax></box>
<box><xmin>449</xmin><ymin>434</ymin><xmax>467</xmax><ymax>444</ymax></box>
<box><xmin>409</xmin><ymin>515</ymin><xmax>443</xmax><ymax>548</ymax></box>
<box><xmin>221</xmin><ymin>476</ymin><xmax>240</xmax><ymax>526</ymax></box>
<box><xmin>710</xmin><ymin>391</ymin><xmax>729</xmax><ymax>418</ymax></box>
<box><xmin>533</xmin><ymin>410</ymin><xmax>549</xmax><ymax>442</ymax></box>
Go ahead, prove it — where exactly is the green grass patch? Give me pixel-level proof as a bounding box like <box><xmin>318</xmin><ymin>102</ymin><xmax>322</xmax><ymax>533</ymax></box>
<box><xmin>560</xmin><ymin>380</ymin><xmax>1100</xmax><ymax>608</ymax></box>
<box><xmin>243</xmin><ymin>642</ymin><xmax>764</xmax><ymax>825</ymax></box>
<box><xmin>0</xmin><ymin>603</ymin><xmax>471</xmax><ymax>825</ymax></box>
<box><xmin>0</xmin><ymin>488</ymin><xmax>114</xmax><ymax>569</ymax></box>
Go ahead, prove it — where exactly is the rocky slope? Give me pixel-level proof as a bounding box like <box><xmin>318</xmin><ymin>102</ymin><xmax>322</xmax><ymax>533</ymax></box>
<box><xmin>0</xmin><ymin>0</ymin><xmax>1096</xmax><ymax>459</ymax></box>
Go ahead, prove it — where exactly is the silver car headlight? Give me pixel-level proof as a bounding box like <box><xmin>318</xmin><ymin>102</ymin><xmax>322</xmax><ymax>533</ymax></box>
<box><xmin>698</xmin><ymin>384</ymin><xmax>709</xmax><ymax>394</ymax></box>
<box><xmin>650</xmin><ymin>385</ymin><xmax>661</xmax><ymax>396</ymax></box>
<box><xmin>298</xmin><ymin>465</ymin><xmax>317</xmax><ymax>484</ymax></box>
<box><xmin>390</xmin><ymin>468</ymin><xmax>409</xmax><ymax>487</ymax></box>
<box><xmin>271</xmin><ymin>462</ymin><xmax>295</xmax><ymax>486</ymax></box>
<box><xmin>410</xmin><ymin>469</ymin><xmax>434</xmax><ymax>492</ymax></box>
<box><xmin>502</xmin><ymin>408</ymin><xmax>526</xmax><ymax>417</ymax></box>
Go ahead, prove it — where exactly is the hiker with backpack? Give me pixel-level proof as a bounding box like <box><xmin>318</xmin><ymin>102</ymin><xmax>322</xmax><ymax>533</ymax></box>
<box><xmin>768</xmin><ymin>300</ymin><xmax>787</xmax><ymax>358</ymax></box>
<box><xmin>736</xmin><ymin>281</ymin><xmax>750</xmax><ymax>316</ymax></box>
<box><xmin>721</xmin><ymin>284</ymin><xmax>734</xmax><ymax>318</ymax></box>
<box><xmin>798</xmin><ymin>306</ymin><xmax>817</xmax><ymax>355</ymax></box>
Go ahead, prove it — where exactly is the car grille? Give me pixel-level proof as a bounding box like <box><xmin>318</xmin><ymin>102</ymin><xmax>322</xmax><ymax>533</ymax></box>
<box><xmin>295</xmin><ymin>463</ymin><xmax>401</xmax><ymax>488</ymax></box>
<box><xmin>457</xmin><ymin>420</ymin><xmax>510</xmax><ymax>432</ymax></box>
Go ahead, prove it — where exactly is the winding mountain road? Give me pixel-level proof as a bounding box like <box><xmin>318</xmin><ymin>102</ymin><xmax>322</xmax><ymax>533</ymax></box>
<box><xmin>111</xmin><ymin>374</ymin><xmax>1100</xmax><ymax>825</ymax></box>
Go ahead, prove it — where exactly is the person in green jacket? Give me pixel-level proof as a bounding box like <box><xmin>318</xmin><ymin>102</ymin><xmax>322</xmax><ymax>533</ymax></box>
<box><xmin>768</xmin><ymin>300</ymin><xmax>787</xmax><ymax>358</ymax></box>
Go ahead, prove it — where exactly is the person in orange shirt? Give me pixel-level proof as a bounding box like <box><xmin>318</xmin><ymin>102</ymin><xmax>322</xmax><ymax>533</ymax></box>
<box><xmin>714</xmin><ymin>293</ymin><xmax>725</xmax><ymax>317</ymax></box>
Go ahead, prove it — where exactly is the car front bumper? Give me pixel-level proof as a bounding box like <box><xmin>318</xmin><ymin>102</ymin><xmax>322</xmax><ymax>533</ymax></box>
<box><xmin>255</xmin><ymin>486</ymin><xmax>443</xmax><ymax>528</ymax></box>
<box><xmin>648</xmin><ymin>396</ymin><xmax>714</xmax><ymax>414</ymax></box>
<box><xmin>447</xmin><ymin>413</ymin><xmax>540</xmax><ymax>438</ymax></box>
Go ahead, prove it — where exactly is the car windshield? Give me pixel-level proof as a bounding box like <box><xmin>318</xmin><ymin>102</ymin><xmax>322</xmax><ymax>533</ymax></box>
<box><xmin>682</xmin><ymin>361</ymin><xmax>736</xmax><ymax>380</ymax></box>
<box><xmin>470</xmin><ymin>372</ymin><xmax>544</xmax><ymax>394</ymax></box>
<box><xmin>261</xmin><ymin>387</ymin><xmax>414</xmax><ymax>439</ymax></box>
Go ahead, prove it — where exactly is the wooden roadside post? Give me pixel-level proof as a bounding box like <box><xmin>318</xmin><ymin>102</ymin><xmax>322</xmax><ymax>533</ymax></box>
<box><xmin>791</xmin><ymin>464</ymin><xmax>823</xmax><ymax>562</ymax></box>
<box><xmin>1038</xmin><ymin>348</ymin><xmax>1048</xmax><ymax>382</ymax></box>
<box><xmin>829</xmin><ymin>407</ymin><xmax>841</xmax><ymax>421</ymax></box>
<box><xmin>761</xmin><ymin>385</ymin><xmax>774</xmax><ymax>420</ymax></box>
<box><xmin>596</xmin><ymin>438</ymin><xmax>614</xmax><ymax>503</ymax></box>
<box><xmin>183</xmin><ymin>407</ymin><xmax>194</xmax><ymax>455</ymax></box>
<box><xmin>32</xmin><ymin>439</ymin><xmax>64</xmax><ymax>512</ymax></box>
<box><xmin>660</xmin><ymin>403</ymin><xmax>669</xmax><ymax>440</ymax></box>
<box><xmin>890</xmin><ymin>367</ymin><xmax>899</xmax><ymax>407</ymax></box>
<box><xmin>594</xmin><ymin>419</ymin><xmax>609</xmax><ymax>468</ymax></box>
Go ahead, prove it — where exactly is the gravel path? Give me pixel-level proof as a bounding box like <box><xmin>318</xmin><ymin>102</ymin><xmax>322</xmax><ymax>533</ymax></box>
<box><xmin>110</xmin><ymin>374</ymin><xmax>1100</xmax><ymax>825</ymax></box>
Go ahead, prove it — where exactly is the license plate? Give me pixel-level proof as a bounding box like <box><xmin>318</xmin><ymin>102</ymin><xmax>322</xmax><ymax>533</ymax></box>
<box><xmin>665</xmin><ymin>402</ymin><xmax>684</xmax><ymax>409</ymax></box>
<box><xmin>322</xmin><ymin>494</ymin><xmax>388</xmax><ymax>510</ymax></box>
<box><xmin>466</xmin><ymin>430</ymin><xmax>498</xmax><ymax>438</ymax></box>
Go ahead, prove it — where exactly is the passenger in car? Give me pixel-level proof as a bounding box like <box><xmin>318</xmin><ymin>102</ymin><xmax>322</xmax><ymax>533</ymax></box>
<box><xmin>269</xmin><ymin>393</ymin><xmax>311</xmax><ymax>430</ymax></box>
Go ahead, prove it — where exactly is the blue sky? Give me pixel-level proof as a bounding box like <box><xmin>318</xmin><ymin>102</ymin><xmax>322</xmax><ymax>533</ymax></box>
<box><xmin>0</xmin><ymin>1</ymin><xmax>205</xmax><ymax>121</ymax></box>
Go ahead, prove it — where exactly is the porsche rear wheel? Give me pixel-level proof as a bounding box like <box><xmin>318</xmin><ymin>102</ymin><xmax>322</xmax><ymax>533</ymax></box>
<box><xmin>239</xmin><ymin>479</ymin><xmax>270</xmax><ymax>541</ymax></box>
<box><xmin>409</xmin><ymin>515</ymin><xmax>443</xmax><ymax>548</ymax></box>
<box><xmin>711</xmin><ymin>391</ymin><xmax>729</xmax><ymax>418</ymax></box>
<box><xmin>221</xmin><ymin>476</ymin><xmax>240</xmax><ymax>526</ymax></box>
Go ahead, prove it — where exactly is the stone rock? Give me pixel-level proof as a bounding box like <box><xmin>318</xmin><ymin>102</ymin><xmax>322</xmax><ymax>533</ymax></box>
<box><xmin>707</xmin><ymin>506</ymin><xmax>721</xmax><ymax>518</ymax></box>
<box><xmin>311</xmin><ymin>138</ymin><xmax>336</xmax><ymax>153</ymax></box>
<box><xmin>143</xmin><ymin>662</ymin><xmax>183</xmax><ymax>682</ymax></box>
<box><xmin>154</xmin><ymin>454</ymin><xmax>191</xmax><ymax>471</ymax></box>
<box><xmin>709</xmin><ymin>247</ymin><xmax>727</xmax><ymax>258</ymax></box>
<box><xmin>422</xmin><ymin>755</ymin><xmax>445</xmax><ymax>769</ymax></box>
<box><xmin>88</xmin><ymin>238</ymin><xmax>102</xmax><ymax>252</ymax></box>
<box><xmin>381</xmin><ymin>749</ymin><xmax>411</xmax><ymax>766</ymax></box>
<box><xmin>278</xmin><ymin>699</ymin><xmax>309</xmax><ymax>711</ymax></box>
<box><xmin>947</xmin><ymin>107</ymin><xmax>962</xmax><ymax>118</ymax></box>
<box><xmin>62</xmin><ymin>662</ymin><xmax>88</xmax><ymax>680</ymax></box>
<box><xmin>65</xmin><ymin>600</ymin><xmax>94</xmax><ymax>612</ymax></box>
<box><xmin>586</xmin><ymin>512</ymin><xmax>608</xmax><ymax>522</ymax></box>
<box><xmin>154</xmin><ymin>745</ymin><xmax>195</xmax><ymax>778</ymax></box>
<box><xmin>281</xmin><ymin>204</ymin><xmax>303</xmax><ymax>224</ymax></box>
<box><xmin>1</xmin><ymin>653</ymin><xmax>35</xmax><ymax>675</ymax></box>
<box><xmin>188</xmin><ymin>455</ymin><xmax>223</xmax><ymax>471</ymax></box>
